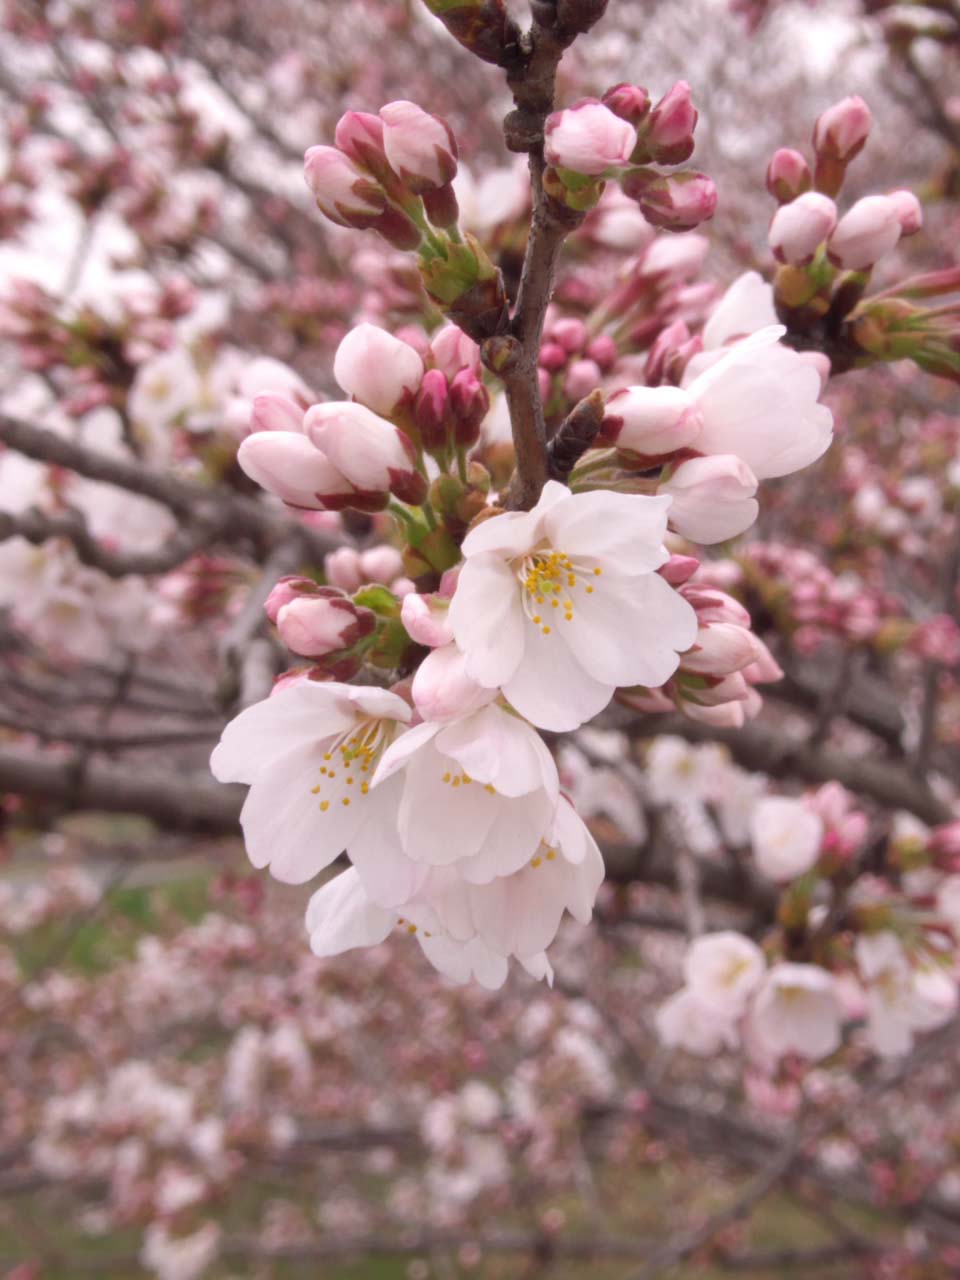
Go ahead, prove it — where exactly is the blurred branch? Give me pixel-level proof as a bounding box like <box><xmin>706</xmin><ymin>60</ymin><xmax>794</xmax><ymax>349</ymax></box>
<box><xmin>0</xmin><ymin>413</ymin><xmax>347</xmax><ymax>563</ymax></box>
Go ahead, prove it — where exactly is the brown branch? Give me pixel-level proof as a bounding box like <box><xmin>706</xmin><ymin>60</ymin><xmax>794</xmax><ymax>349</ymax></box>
<box><xmin>478</xmin><ymin>2</ymin><xmax>607</xmax><ymax>509</ymax></box>
<box><xmin>0</xmin><ymin>414</ymin><xmax>346</xmax><ymax>563</ymax></box>
<box><xmin>0</xmin><ymin>747</ymin><xmax>243</xmax><ymax>831</ymax></box>
<box><xmin>625</xmin><ymin>713</ymin><xmax>954</xmax><ymax>827</ymax></box>
<box><xmin>0</xmin><ymin>505</ymin><xmax>211</xmax><ymax>578</ymax></box>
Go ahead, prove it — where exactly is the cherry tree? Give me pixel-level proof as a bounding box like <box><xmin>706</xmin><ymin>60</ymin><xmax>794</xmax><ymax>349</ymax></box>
<box><xmin>2</xmin><ymin>0</ymin><xmax>960</xmax><ymax>1275</ymax></box>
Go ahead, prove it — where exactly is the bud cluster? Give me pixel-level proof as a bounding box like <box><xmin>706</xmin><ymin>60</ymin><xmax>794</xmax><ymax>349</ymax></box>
<box><xmin>621</xmin><ymin>557</ymin><xmax>783</xmax><ymax>728</ymax></box>
<box><xmin>760</xmin><ymin>97</ymin><xmax>958</xmax><ymax>380</ymax></box>
<box><xmin>542</xmin><ymin>83</ymin><xmax>717</xmax><ymax>231</ymax></box>
<box><xmin>305</xmin><ymin>102</ymin><xmax>507</xmax><ymax>341</ymax></box>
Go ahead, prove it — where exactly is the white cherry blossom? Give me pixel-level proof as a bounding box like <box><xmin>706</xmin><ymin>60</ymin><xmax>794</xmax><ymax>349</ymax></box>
<box><xmin>749</xmin><ymin>796</ymin><xmax>823</xmax><ymax>882</ymax></box>
<box><xmin>750</xmin><ymin>963</ymin><xmax>842</xmax><ymax>1061</ymax></box>
<box><xmin>449</xmin><ymin>481</ymin><xmax>698</xmax><ymax>731</ymax></box>
<box><xmin>210</xmin><ymin>680</ymin><xmax>412</xmax><ymax>884</ymax></box>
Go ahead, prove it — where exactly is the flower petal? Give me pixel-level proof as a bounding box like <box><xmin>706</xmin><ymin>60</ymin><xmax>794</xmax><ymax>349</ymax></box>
<box><xmin>449</xmin><ymin>554</ymin><xmax>526</xmax><ymax>688</ymax></box>
<box><xmin>305</xmin><ymin>868</ymin><xmax>395</xmax><ymax>957</ymax></box>
<box><xmin>503</xmin><ymin>621</ymin><xmax>613</xmax><ymax>731</ymax></box>
<box><xmin>543</xmin><ymin>489</ymin><xmax>671</xmax><ymax>569</ymax></box>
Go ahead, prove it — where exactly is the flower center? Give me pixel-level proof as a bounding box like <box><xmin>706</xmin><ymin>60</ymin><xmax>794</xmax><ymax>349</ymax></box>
<box><xmin>515</xmin><ymin>547</ymin><xmax>601</xmax><ymax>636</ymax></box>
<box><xmin>310</xmin><ymin>717</ymin><xmax>395</xmax><ymax>813</ymax></box>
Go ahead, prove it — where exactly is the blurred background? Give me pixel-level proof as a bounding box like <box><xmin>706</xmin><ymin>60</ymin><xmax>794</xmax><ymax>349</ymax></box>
<box><xmin>1</xmin><ymin>0</ymin><xmax>959</xmax><ymax>1276</ymax></box>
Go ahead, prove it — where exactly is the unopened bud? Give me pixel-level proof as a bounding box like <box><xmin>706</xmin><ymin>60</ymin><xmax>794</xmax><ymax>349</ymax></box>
<box><xmin>888</xmin><ymin>188</ymin><xmax>923</xmax><ymax>235</ymax></box>
<box><xmin>415</xmin><ymin>367</ymin><xmax>451</xmax><ymax>451</ymax></box>
<box><xmin>429</xmin><ymin>323</ymin><xmax>480</xmax><ymax>379</ymax></box>
<box><xmin>449</xmin><ymin>367</ymin><xmax>489</xmax><ymax>446</ymax></box>
<box><xmin>601</xmin><ymin>82</ymin><xmax>651</xmax><ymax>126</ymax></box>
<box><xmin>379</xmin><ymin>100</ymin><xmax>458</xmax><ymax>192</ymax></box>
<box><xmin>768</xmin><ymin>191</ymin><xmax>837</xmax><ymax>266</ymax></box>
<box><xmin>813</xmin><ymin>96</ymin><xmax>872</xmax><ymax>196</ymax></box>
<box><xmin>276</xmin><ymin>590</ymin><xmax>376</xmax><ymax>659</ymax></box>
<box><xmin>622</xmin><ymin>168</ymin><xmax>717</xmax><ymax>230</ymax></box>
<box><xmin>333</xmin><ymin>322</ymin><xmax>424</xmax><ymax>415</ymax></box>
<box><xmin>334</xmin><ymin>111</ymin><xmax>391</xmax><ymax>184</ymax></box>
<box><xmin>544</xmin><ymin>100</ymin><xmax>638</xmax><ymax>176</ymax></box>
<box><xmin>827</xmin><ymin>194</ymin><xmax>902</xmax><ymax>270</ymax></box>
<box><xmin>264</xmin><ymin>575</ymin><xmax>321</xmax><ymax>624</ymax></box>
<box><xmin>766</xmin><ymin>148</ymin><xmax>812</xmax><ymax>204</ymax></box>
<box><xmin>303</xmin><ymin>145</ymin><xmax>385</xmax><ymax>226</ymax></box>
<box><xmin>636</xmin><ymin>81</ymin><xmax>698</xmax><ymax>166</ymax></box>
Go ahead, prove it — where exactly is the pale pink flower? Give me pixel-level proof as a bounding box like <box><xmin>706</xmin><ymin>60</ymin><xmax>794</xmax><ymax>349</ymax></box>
<box><xmin>684</xmin><ymin>931</ymin><xmax>766</xmax><ymax>1014</ymax></box>
<box><xmin>749</xmin><ymin>796</ymin><xmax>823</xmax><ymax>882</ymax></box>
<box><xmin>750</xmin><ymin>964</ymin><xmax>842</xmax><ymax>1061</ymax></box>
<box><xmin>448</xmin><ymin>481</ymin><xmax>697</xmax><ymax>731</ymax></box>
<box><xmin>210</xmin><ymin>681</ymin><xmax>412</xmax><ymax>884</ymax></box>
<box><xmin>655</xmin><ymin>989</ymin><xmax>739</xmax><ymax>1055</ymax></box>
<box><xmin>602</xmin><ymin>383</ymin><xmax>702</xmax><ymax>457</ymax></box>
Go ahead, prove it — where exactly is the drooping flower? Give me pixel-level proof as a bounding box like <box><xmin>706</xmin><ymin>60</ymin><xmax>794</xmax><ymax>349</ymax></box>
<box><xmin>448</xmin><ymin>481</ymin><xmax>698</xmax><ymax>731</ymax></box>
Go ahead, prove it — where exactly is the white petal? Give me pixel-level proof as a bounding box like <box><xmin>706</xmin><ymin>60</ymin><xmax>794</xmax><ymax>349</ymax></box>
<box><xmin>305</xmin><ymin>868</ymin><xmax>395</xmax><ymax>956</ymax></box>
<box><xmin>519</xmin><ymin>952</ymin><xmax>554</xmax><ymax>985</ymax></box>
<box><xmin>449</xmin><ymin>554</ymin><xmax>526</xmax><ymax>688</ymax></box>
<box><xmin>346</xmin><ymin>773</ymin><xmax>424</xmax><ymax>908</ymax></box>
<box><xmin>210</xmin><ymin>682</ymin><xmax>358</xmax><ymax>783</ymax></box>
<box><xmin>457</xmin><ymin>788</ymin><xmax>556</xmax><ymax>883</ymax></box>
<box><xmin>397</xmin><ymin>746</ymin><xmax>498</xmax><ymax>864</ymax></box>
<box><xmin>371</xmin><ymin>720</ymin><xmax>441</xmax><ymax>788</ymax></box>
<box><xmin>543</xmin><ymin>489</ymin><xmax>671</xmax><ymax>569</ymax></box>
<box><xmin>240</xmin><ymin>743</ymin><xmax>365</xmax><ymax>883</ymax></box>
<box><xmin>436</xmin><ymin>703</ymin><xmax>559</xmax><ymax>798</ymax></box>
<box><xmin>562</xmin><ymin>571</ymin><xmax>698</xmax><ymax>689</ymax></box>
<box><xmin>417</xmin><ymin>934</ymin><xmax>509</xmax><ymax>988</ymax></box>
<box><xmin>503</xmin><ymin>621</ymin><xmax>612</xmax><ymax>731</ymax></box>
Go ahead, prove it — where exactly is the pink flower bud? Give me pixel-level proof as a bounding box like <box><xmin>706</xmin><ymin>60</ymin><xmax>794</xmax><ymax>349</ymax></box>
<box><xmin>888</xmin><ymin>188</ymin><xmax>923</xmax><ymax>235</ymax></box>
<box><xmin>622</xmin><ymin>169</ymin><xmax>717</xmax><ymax>231</ymax></box>
<box><xmin>544</xmin><ymin>101</ymin><xmax>638</xmax><ymax>176</ymax></box>
<box><xmin>238</xmin><ymin>430</ymin><xmax>352</xmax><ymax>510</ymax></box>
<box><xmin>304</xmin><ymin>402</ymin><xmax>426</xmax><ymax>508</ymax></box>
<box><xmin>813</xmin><ymin>95</ymin><xmax>872</xmax><ymax>162</ymax></box>
<box><xmin>768</xmin><ymin>192</ymin><xmax>837</xmax><ymax>266</ymax></box>
<box><xmin>564</xmin><ymin>359</ymin><xmax>602</xmax><ymax>400</ymax></box>
<box><xmin>587</xmin><ymin>334</ymin><xmax>618</xmax><ymax>371</ymax></box>
<box><xmin>551</xmin><ymin>317</ymin><xmax>588</xmax><ymax>353</ymax></box>
<box><xmin>401</xmin><ymin>590</ymin><xmax>454</xmax><ymax>648</ymax></box>
<box><xmin>359</xmin><ymin>545</ymin><xmax>405</xmax><ymax>584</ymax></box>
<box><xmin>333</xmin><ymin>322</ymin><xmax>424</xmax><ymax>415</ymax></box>
<box><xmin>303</xmin><ymin>145</ymin><xmax>384</xmax><ymax>225</ymax></box>
<box><xmin>449</xmin><ymin>367</ymin><xmax>489</xmax><ymax>445</ymax></box>
<box><xmin>379</xmin><ymin>100</ymin><xmax>458</xmax><ymax>192</ymax></box>
<box><xmin>325</xmin><ymin>547</ymin><xmax>364</xmax><ymax>591</ymax></box>
<box><xmin>659</xmin><ymin>554</ymin><xmax>700</xmax><ymax>586</ymax></box>
<box><xmin>264</xmin><ymin>575</ymin><xmax>320</xmax><ymax>624</ymax></box>
<box><xmin>682</xmin><ymin>586</ymin><xmax>752</xmax><ymax>628</ymax></box>
<box><xmin>644</xmin><ymin>81</ymin><xmax>698</xmax><ymax>165</ymax></box>
<box><xmin>644</xmin><ymin>319</ymin><xmax>701</xmax><ymax>386</ymax></box>
<box><xmin>766</xmin><ymin>148</ymin><xmax>812</xmax><ymax>204</ymax></box>
<box><xmin>601</xmin><ymin>83</ymin><xmax>651</xmax><ymax>126</ymax></box>
<box><xmin>827</xmin><ymin>194</ymin><xmax>902</xmax><ymax>270</ymax></box>
<box><xmin>659</xmin><ymin>454</ymin><xmax>760</xmax><ymax>544</ymax></box>
<box><xmin>538</xmin><ymin>342</ymin><xmax>568</xmax><ymax>372</ymax></box>
<box><xmin>277</xmin><ymin>592</ymin><xmax>375</xmax><ymax>658</ymax></box>
<box><xmin>414</xmin><ymin>368</ymin><xmax>451</xmax><ymax>451</ymax></box>
<box><xmin>250</xmin><ymin>391</ymin><xmax>304</xmax><ymax>433</ymax></box>
<box><xmin>602</xmin><ymin>384</ymin><xmax>701</xmax><ymax>456</ymax></box>
<box><xmin>429</xmin><ymin>324</ymin><xmax>480</xmax><ymax>380</ymax></box>
<box><xmin>334</xmin><ymin>111</ymin><xmax>390</xmax><ymax>181</ymax></box>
